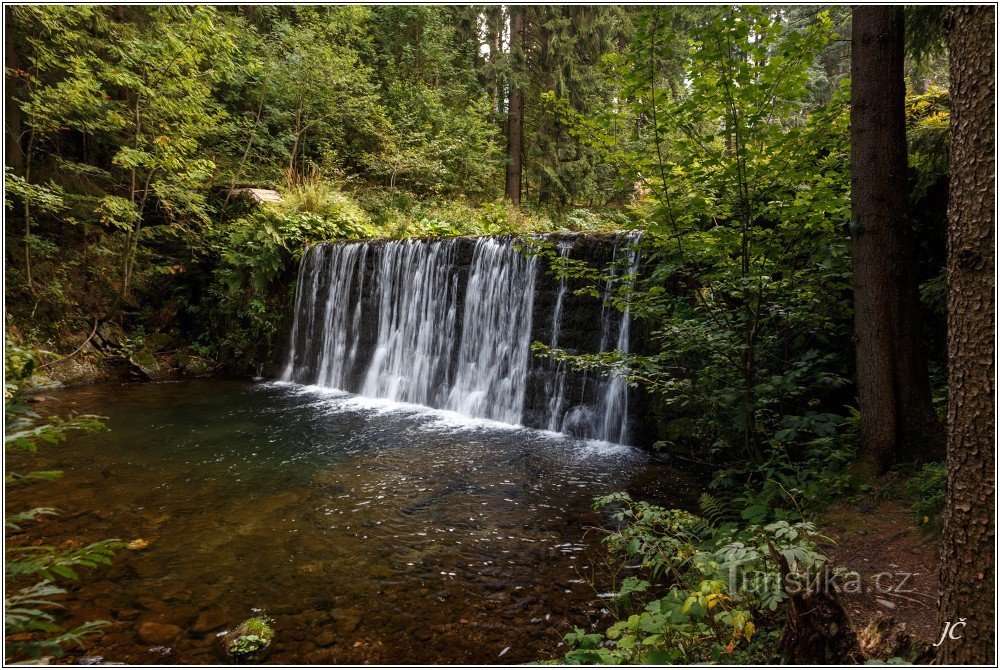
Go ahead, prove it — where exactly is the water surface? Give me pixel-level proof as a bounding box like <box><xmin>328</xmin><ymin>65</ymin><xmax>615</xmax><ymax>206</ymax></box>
<box><xmin>7</xmin><ymin>379</ymin><xmax>693</xmax><ymax>663</ymax></box>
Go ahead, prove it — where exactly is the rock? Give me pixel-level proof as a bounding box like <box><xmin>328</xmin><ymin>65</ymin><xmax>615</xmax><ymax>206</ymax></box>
<box><xmin>17</xmin><ymin>655</ymin><xmax>53</xmax><ymax>665</ymax></box>
<box><xmin>216</xmin><ymin>615</ymin><xmax>274</xmax><ymax>664</ymax></box>
<box><xmin>330</xmin><ymin>609</ymin><xmax>363</xmax><ymax>636</ymax></box>
<box><xmin>192</xmin><ymin>609</ymin><xmax>230</xmax><ymax>634</ymax></box>
<box><xmin>129</xmin><ymin>348</ymin><xmax>161</xmax><ymax>378</ymax></box>
<box><xmin>137</xmin><ymin>621</ymin><xmax>181</xmax><ymax>645</ymax></box>
<box><xmin>302</xmin><ymin>649</ymin><xmax>339</xmax><ymax>664</ymax></box>
<box><xmin>160</xmin><ymin>586</ymin><xmax>193</xmax><ymax>604</ymax></box>
<box><xmin>78</xmin><ymin>655</ymin><xmax>105</xmax><ymax>665</ymax></box>
<box><xmin>147</xmin><ymin>604</ymin><xmax>198</xmax><ymax>627</ymax></box>
<box><xmin>95</xmin><ymin>323</ymin><xmax>125</xmax><ymax>348</ymax></box>
<box><xmin>184</xmin><ymin>357</ymin><xmax>215</xmax><ymax>376</ymax></box>
<box><xmin>174</xmin><ymin>349</ymin><xmax>192</xmax><ymax>369</ymax></box>
<box><xmin>145</xmin><ymin>332</ymin><xmax>175</xmax><ymax>353</ymax></box>
<box><xmin>315</xmin><ymin>629</ymin><xmax>336</xmax><ymax>647</ymax></box>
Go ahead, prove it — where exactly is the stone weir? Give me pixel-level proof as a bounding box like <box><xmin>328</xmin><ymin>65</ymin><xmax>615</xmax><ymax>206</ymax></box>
<box><xmin>278</xmin><ymin>233</ymin><xmax>655</xmax><ymax>446</ymax></box>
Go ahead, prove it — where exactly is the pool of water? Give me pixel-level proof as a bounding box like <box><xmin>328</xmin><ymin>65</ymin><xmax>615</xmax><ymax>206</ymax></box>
<box><xmin>6</xmin><ymin>379</ymin><xmax>695</xmax><ymax>664</ymax></box>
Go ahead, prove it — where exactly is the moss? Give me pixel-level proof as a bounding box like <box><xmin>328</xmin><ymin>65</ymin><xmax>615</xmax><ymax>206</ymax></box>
<box><xmin>239</xmin><ymin>617</ymin><xmax>274</xmax><ymax>641</ymax></box>
<box><xmin>224</xmin><ymin>616</ymin><xmax>275</xmax><ymax>663</ymax></box>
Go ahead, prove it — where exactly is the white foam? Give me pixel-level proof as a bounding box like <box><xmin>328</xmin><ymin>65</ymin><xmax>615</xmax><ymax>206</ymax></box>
<box><xmin>269</xmin><ymin>382</ymin><xmax>639</xmax><ymax>459</ymax></box>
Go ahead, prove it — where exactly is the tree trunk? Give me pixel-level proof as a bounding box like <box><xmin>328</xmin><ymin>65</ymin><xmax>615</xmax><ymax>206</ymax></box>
<box><xmin>505</xmin><ymin>5</ymin><xmax>524</xmax><ymax>207</ymax></box>
<box><xmin>849</xmin><ymin>6</ymin><xmax>944</xmax><ymax>477</ymax></box>
<box><xmin>5</xmin><ymin>7</ymin><xmax>24</xmax><ymax>174</ymax></box>
<box><xmin>937</xmin><ymin>6</ymin><xmax>995</xmax><ymax>664</ymax></box>
<box><xmin>768</xmin><ymin>543</ymin><xmax>862</xmax><ymax>664</ymax></box>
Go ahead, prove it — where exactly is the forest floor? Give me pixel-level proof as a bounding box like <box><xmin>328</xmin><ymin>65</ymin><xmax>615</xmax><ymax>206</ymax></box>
<box><xmin>819</xmin><ymin>493</ymin><xmax>940</xmax><ymax>644</ymax></box>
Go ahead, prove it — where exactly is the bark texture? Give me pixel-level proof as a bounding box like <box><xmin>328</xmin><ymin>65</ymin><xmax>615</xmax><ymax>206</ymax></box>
<box><xmin>505</xmin><ymin>5</ymin><xmax>524</xmax><ymax>206</ymax></box>
<box><xmin>938</xmin><ymin>6</ymin><xmax>996</xmax><ymax>664</ymax></box>
<box><xmin>849</xmin><ymin>6</ymin><xmax>944</xmax><ymax>476</ymax></box>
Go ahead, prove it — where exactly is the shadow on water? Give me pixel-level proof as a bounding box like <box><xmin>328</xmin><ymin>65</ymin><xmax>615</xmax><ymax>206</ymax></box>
<box><xmin>6</xmin><ymin>379</ymin><xmax>696</xmax><ymax>664</ymax></box>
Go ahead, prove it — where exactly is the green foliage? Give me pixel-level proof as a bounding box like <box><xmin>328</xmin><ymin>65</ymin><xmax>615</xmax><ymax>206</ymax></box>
<box><xmin>905</xmin><ymin>462</ymin><xmax>947</xmax><ymax>522</ymax></box>
<box><xmin>541</xmin><ymin>7</ymin><xmax>854</xmax><ymax>476</ymax></box>
<box><xmin>239</xmin><ymin>616</ymin><xmax>275</xmax><ymax>639</ymax></box>
<box><xmin>198</xmin><ymin>203</ymin><xmax>374</xmax><ymax>367</ymax></box>
<box><xmin>229</xmin><ymin>634</ymin><xmax>267</xmax><ymax>655</ymax></box>
<box><xmin>4</xmin><ymin>346</ymin><xmax>120</xmax><ymax>661</ymax></box>
<box><xmin>907</xmin><ymin>87</ymin><xmax>950</xmax><ymax>197</ymax></box>
<box><xmin>226</xmin><ymin>615</ymin><xmax>274</xmax><ymax>659</ymax></box>
<box><xmin>555</xmin><ymin>493</ymin><xmax>830</xmax><ymax>664</ymax></box>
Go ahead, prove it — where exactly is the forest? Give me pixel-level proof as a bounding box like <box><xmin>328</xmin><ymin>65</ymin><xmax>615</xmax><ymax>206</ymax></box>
<box><xmin>3</xmin><ymin>4</ymin><xmax>995</xmax><ymax>666</ymax></box>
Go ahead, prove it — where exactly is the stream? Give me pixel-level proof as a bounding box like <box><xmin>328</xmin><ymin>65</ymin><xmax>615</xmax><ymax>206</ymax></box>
<box><xmin>7</xmin><ymin>379</ymin><xmax>694</xmax><ymax>664</ymax></box>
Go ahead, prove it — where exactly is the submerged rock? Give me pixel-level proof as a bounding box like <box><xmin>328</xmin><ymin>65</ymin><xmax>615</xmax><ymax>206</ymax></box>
<box><xmin>315</xmin><ymin>629</ymin><xmax>336</xmax><ymax>647</ymax></box>
<box><xmin>330</xmin><ymin>609</ymin><xmax>363</xmax><ymax>636</ymax></box>
<box><xmin>192</xmin><ymin>609</ymin><xmax>230</xmax><ymax>635</ymax></box>
<box><xmin>137</xmin><ymin>621</ymin><xmax>181</xmax><ymax>645</ymax></box>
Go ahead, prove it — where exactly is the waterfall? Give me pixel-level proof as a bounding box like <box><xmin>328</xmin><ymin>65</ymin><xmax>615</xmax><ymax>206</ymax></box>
<box><xmin>281</xmin><ymin>237</ymin><xmax>538</xmax><ymax>425</ymax></box>
<box><xmin>281</xmin><ymin>233</ymin><xmax>641</xmax><ymax>443</ymax></box>
<box><xmin>594</xmin><ymin>232</ymin><xmax>640</xmax><ymax>445</ymax></box>
<box><xmin>544</xmin><ymin>241</ymin><xmax>573</xmax><ymax>431</ymax></box>
<box><xmin>558</xmin><ymin>232</ymin><xmax>641</xmax><ymax>444</ymax></box>
<box><xmin>360</xmin><ymin>239</ymin><xmax>459</xmax><ymax>407</ymax></box>
<box><xmin>445</xmin><ymin>238</ymin><xmax>538</xmax><ymax>423</ymax></box>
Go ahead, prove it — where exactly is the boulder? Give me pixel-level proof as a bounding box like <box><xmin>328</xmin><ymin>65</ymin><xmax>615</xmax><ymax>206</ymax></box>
<box><xmin>129</xmin><ymin>348</ymin><xmax>169</xmax><ymax>380</ymax></box>
<box><xmin>330</xmin><ymin>609</ymin><xmax>363</xmax><ymax>636</ymax></box>
<box><xmin>184</xmin><ymin>357</ymin><xmax>215</xmax><ymax>377</ymax></box>
<box><xmin>137</xmin><ymin>621</ymin><xmax>181</xmax><ymax>645</ymax></box>
<box><xmin>174</xmin><ymin>349</ymin><xmax>192</xmax><ymax>369</ymax></box>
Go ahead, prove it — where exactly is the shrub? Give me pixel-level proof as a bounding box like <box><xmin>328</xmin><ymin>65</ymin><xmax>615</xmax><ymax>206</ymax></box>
<box><xmin>5</xmin><ymin>346</ymin><xmax>121</xmax><ymax>661</ymax></box>
<box><xmin>554</xmin><ymin>493</ymin><xmax>831</xmax><ymax>664</ymax></box>
<box><xmin>905</xmin><ymin>462</ymin><xmax>947</xmax><ymax>522</ymax></box>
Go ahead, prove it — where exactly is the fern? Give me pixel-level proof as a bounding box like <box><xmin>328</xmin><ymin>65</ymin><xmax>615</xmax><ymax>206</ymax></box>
<box><xmin>698</xmin><ymin>492</ymin><xmax>735</xmax><ymax>528</ymax></box>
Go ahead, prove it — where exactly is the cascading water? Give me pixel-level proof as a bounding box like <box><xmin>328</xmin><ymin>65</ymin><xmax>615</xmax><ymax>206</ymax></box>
<box><xmin>594</xmin><ymin>232</ymin><xmax>640</xmax><ymax>444</ymax></box>
<box><xmin>281</xmin><ymin>232</ymin><xmax>641</xmax><ymax>444</ymax></box>
<box><xmin>556</xmin><ymin>232</ymin><xmax>641</xmax><ymax>444</ymax></box>
<box><xmin>544</xmin><ymin>241</ymin><xmax>573</xmax><ymax>431</ymax></box>
<box><xmin>282</xmin><ymin>237</ymin><xmax>538</xmax><ymax>425</ymax></box>
<box><xmin>360</xmin><ymin>239</ymin><xmax>459</xmax><ymax>407</ymax></box>
<box><xmin>445</xmin><ymin>238</ymin><xmax>538</xmax><ymax>423</ymax></box>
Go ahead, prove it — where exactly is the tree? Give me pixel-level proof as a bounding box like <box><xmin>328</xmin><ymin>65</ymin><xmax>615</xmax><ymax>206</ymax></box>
<box><xmin>937</xmin><ymin>6</ymin><xmax>995</xmax><ymax>664</ymax></box>
<box><xmin>849</xmin><ymin>5</ymin><xmax>944</xmax><ymax>476</ymax></box>
<box><xmin>505</xmin><ymin>5</ymin><xmax>524</xmax><ymax>206</ymax></box>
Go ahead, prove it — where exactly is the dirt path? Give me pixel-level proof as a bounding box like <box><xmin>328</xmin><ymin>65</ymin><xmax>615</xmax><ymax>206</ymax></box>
<box><xmin>820</xmin><ymin>499</ymin><xmax>940</xmax><ymax>644</ymax></box>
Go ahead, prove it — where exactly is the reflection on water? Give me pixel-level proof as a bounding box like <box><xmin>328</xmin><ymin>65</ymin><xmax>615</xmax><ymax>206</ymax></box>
<box><xmin>6</xmin><ymin>380</ymin><xmax>694</xmax><ymax>664</ymax></box>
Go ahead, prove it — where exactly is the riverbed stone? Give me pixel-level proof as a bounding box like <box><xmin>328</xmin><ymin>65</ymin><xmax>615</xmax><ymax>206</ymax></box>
<box><xmin>192</xmin><ymin>609</ymin><xmax>230</xmax><ymax>634</ymax></box>
<box><xmin>137</xmin><ymin>621</ymin><xmax>181</xmax><ymax>645</ymax></box>
<box><xmin>315</xmin><ymin>629</ymin><xmax>336</xmax><ymax>647</ymax></box>
<box><xmin>330</xmin><ymin>609</ymin><xmax>363</xmax><ymax>636</ymax></box>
